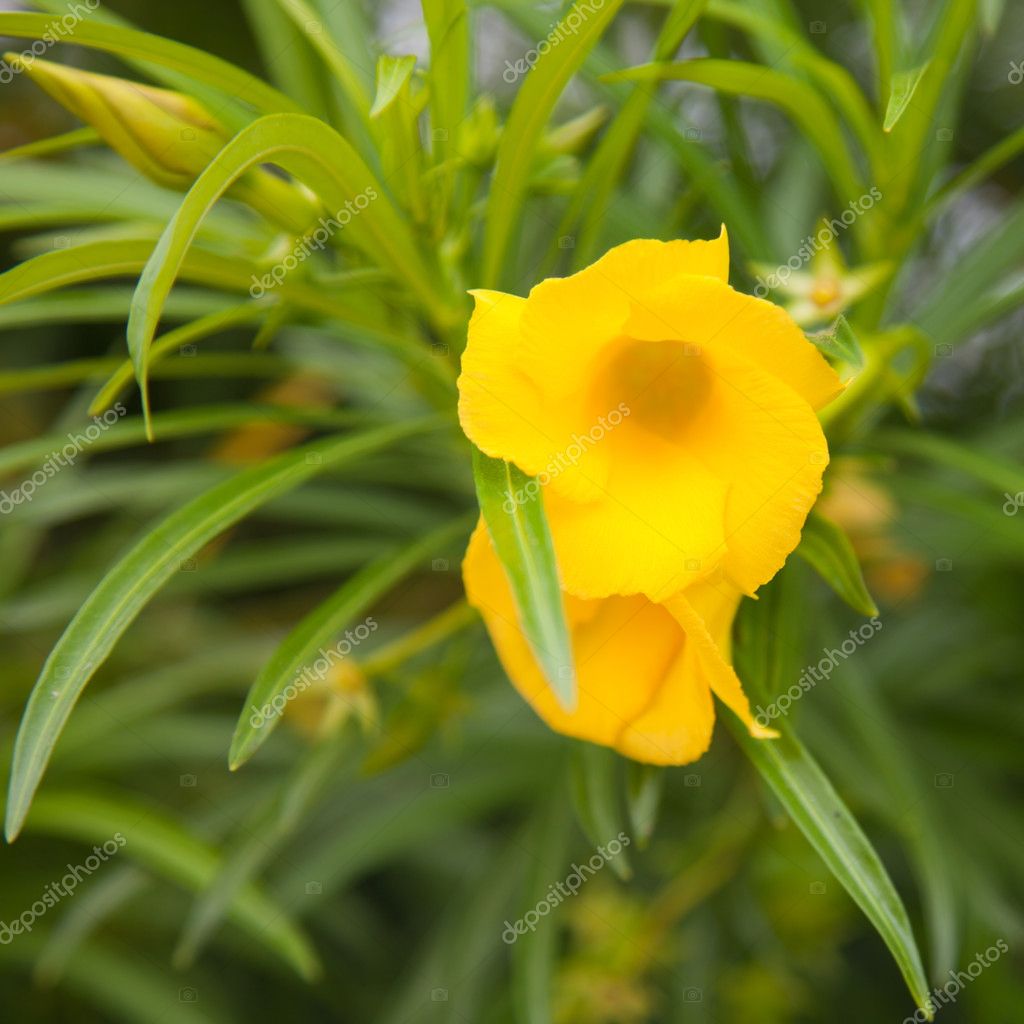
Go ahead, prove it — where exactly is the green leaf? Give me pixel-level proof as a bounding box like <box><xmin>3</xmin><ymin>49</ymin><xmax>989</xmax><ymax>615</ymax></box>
<box><xmin>239</xmin><ymin>0</ymin><xmax>335</xmax><ymax>120</ymax></box>
<box><xmin>558</xmin><ymin>0</ymin><xmax>706</xmax><ymax>267</ymax></box>
<box><xmin>734</xmin><ymin>576</ymin><xmax>931</xmax><ymax>1017</ymax></box>
<box><xmin>604</xmin><ymin>58</ymin><xmax>865</xmax><ymax>205</ymax></box>
<box><xmin>625</xmin><ymin>762</ymin><xmax>664</xmax><ymax>850</ymax></box>
<box><xmin>4</xmin><ymin>419</ymin><xmax>439</xmax><ymax>841</ymax></box>
<box><xmin>0</xmin><ymin>12</ymin><xmax>298</xmax><ymax>123</ymax></box>
<box><xmin>0</xmin><ymin>287</ymin><xmax>229</xmax><ymax>329</ymax></box>
<box><xmin>871</xmin><ymin>430</ymin><xmax>1024</xmax><ymax>498</ymax></box>
<box><xmin>422</xmin><ymin>0</ymin><xmax>469</xmax><ymax>161</ymax></box>
<box><xmin>0</xmin><ymin>238</ymin><xmax>266</xmax><ymax>306</ymax></box>
<box><xmin>127</xmin><ymin>112</ymin><xmax>452</xmax><ymax>434</ymax></box>
<box><xmin>569</xmin><ymin>743</ymin><xmax>631</xmax><ymax>881</ymax></box>
<box><xmin>370</xmin><ymin>55</ymin><xmax>417</xmax><ymax>118</ymax></box>
<box><xmin>883</xmin><ymin>60</ymin><xmax>931</xmax><ymax>132</ymax></box>
<box><xmin>807</xmin><ymin>314</ymin><xmax>865</xmax><ymax>369</ymax></box>
<box><xmin>0</xmin><ymin>126</ymin><xmax>100</xmax><ymax>162</ymax></box>
<box><xmin>705</xmin><ymin>1</ymin><xmax>884</xmax><ymax>177</ymax></box>
<box><xmin>728</xmin><ymin>715</ymin><xmax>932</xmax><ymax>1016</ymax></box>
<box><xmin>175</xmin><ymin>739</ymin><xmax>343</xmax><ymax>968</ymax></box>
<box><xmin>482</xmin><ymin>0</ymin><xmax>626</xmax><ymax>287</ymax></box>
<box><xmin>796</xmin><ymin>512</ymin><xmax>879</xmax><ymax>617</ymax></box>
<box><xmin>471</xmin><ymin>449</ymin><xmax>575</xmax><ymax>710</ymax></box>
<box><xmin>511</xmin><ymin>787</ymin><xmax>572</xmax><ymax>1024</ymax></box>
<box><xmin>87</xmin><ymin>304</ymin><xmax>263</xmax><ymax>414</ymax></box>
<box><xmin>270</xmin><ymin>0</ymin><xmax>373</xmax><ymax>133</ymax></box>
<box><xmin>228</xmin><ymin>516</ymin><xmax>472</xmax><ymax>768</ymax></box>
<box><xmin>22</xmin><ymin>790</ymin><xmax>319</xmax><ymax>980</ymax></box>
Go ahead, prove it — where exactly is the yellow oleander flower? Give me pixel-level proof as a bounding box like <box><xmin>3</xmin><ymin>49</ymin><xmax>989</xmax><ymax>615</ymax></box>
<box><xmin>458</xmin><ymin>230</ymin><xmax>843</xmax><ymax>602</ymax></box>
<box><xmin>463</xmin><ymin>521</ymin><xmax>773</xmax><ymax>765</ymax></box>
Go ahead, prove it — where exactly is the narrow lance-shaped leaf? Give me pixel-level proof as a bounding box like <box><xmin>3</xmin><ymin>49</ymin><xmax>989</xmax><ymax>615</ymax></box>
<box><xmin>807</xmin><ymin>314</ymin><xmax>865</xmax><ymax>370</ymax></box>
<box><xmin>472</xmin><ymin>448</ymin><xmax>576</xmax><ymax>710</ymax></box>
<box><xmin>4</xmin><ymin>419</ymin><xmax>439</xmax><ymax>841</ymax></box>
<box><xmin>796</xmin><ymin>512</ymin><xmax>880</xmax><ymax>618</ymax></box>
<box><xmin>23</xmin><ymin>790</ymin><xmax>319</xmax><ymax>980</ymax></box>
<box><xmin>0</xmin><ymin>12</ymin><xmax>298</xmax><ymax>120</ymax></box>
<box><xmin>128</xmin><ymin>112</ymin><xmax>454</xmax><ymax>435</ymax></box>
<box><xmin>481</xmin><ymin>0</ymin><xmax>626</xmax><ymax>287</ymax></box>
<box><xmin>883</xmin><ymin>60</ymin><xmax>932</xmax><ymax>132</ymax></box>
<box><xmin>228</xmin><ymin>516</ymin><xmax>472</xmax><ymax>769</ymax></box>
<box><xmin>604</xmin><ymin>58</ymin><xmax>865</xmax><ymax>206</ymax></box>
<box><xmin>733</xmin><ymin>572</ymin><xmax>931</xmax><ymax>1017</ymax></box>
<box><xmin>727</xmin><ymin>718</ymin><xmax>932</xmax><ymax>1016</ymax></box>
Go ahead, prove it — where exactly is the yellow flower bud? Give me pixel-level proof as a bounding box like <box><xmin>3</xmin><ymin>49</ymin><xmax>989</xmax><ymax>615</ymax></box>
<box><xmin>9</xmin><ymin>53</ymin><xmax>321</xmax><ymax>232</ymax></box>
<box><xmin>6</xmin><ymin>53</ymin><xmax>229</xmax><ymax>190</ymax></box>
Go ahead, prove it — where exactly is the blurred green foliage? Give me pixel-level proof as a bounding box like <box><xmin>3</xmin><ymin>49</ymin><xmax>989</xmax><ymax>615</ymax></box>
<box><xmin>0</xmin><ymin>0</ymin><xmax>1021</xmax><ymax>1021</ymax></box>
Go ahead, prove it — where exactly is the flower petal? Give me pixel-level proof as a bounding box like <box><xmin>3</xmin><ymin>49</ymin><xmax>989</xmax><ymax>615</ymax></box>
<box><xmin>463</xmin><ymin>520</ymin><xmax>714</xmax><ymax>764</ymax></box>
<box><xmin>617</xmin><ymin>639</ymin><xmax>716</xmax><ymax>764</ymax></box>
<box><xmin>665</xmin><ymin>582</ymin><xmax>777</xmax><ymax>739</ymax></box>
<box><xmin>624</xmin><ymin>276</ymin><xmax>843</xmax><ymax>411</ymax></box>
<box><xmin>459</xmin><ymin>289</ymin><xmax>613</xmax><ymax>502</ymax></box>
<box><xmin>690</xmin><ymin>346</ymin><xmax>831</xmax><ymax>594</ymax></box>
<box><xmin>544</xmin><ymin>434</ymin><xmax>730</xmax><ymax>601</ymax></box>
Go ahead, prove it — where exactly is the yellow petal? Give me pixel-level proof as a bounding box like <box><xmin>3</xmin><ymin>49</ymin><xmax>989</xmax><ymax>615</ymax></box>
<box><xmin>617</xmin><ymin>639</ymin><xmax>716</xmax><ymax>764</ymax></box>
<box><xmin>624</xmin><ymin>275</ymin><xmax>843</xmax><ymax>411</ymax></box>
<box><xmin>458</xmin><ymin>289</ymin><xmax>612</xmax><ymax>502</ymax></box>
<box><xmin>689</xmin><ymin>345</ymin><xmax>831</xmax><ymax>595</ymax></box>
<box><xmin>545</xmin><ymin>434</ymin><xmax>729</xmax><ymax>601</ymax></box>
<box><xmin>584</xmin><ymin>226</ymin><xmax>731</xmax><ymax>291</ymax></box>
<box><xmin>665</xmin><ymin>583</ymin><xmax>777</xmax><ymax>739</ymax></box>
<box><xmin>462</xmin><ymin>520</ymin><xmax>718</xmax><ymax>765</ymax></box>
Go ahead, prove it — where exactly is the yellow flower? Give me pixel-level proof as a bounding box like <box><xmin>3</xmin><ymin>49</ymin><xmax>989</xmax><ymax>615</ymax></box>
<box><xmin>463</xmin><ymin>521</ymin><xmax>774</xmax><ymax>765</ymax></box>
<box><xmin>458</xmin><ymin>230</ymin><xmax>843</xmax><ymax>602</ymax></box>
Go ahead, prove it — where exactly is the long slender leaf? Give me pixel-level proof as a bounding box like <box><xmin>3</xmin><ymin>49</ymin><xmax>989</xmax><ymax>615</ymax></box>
<box><xmin>229</xmin><ymin>515</ymin><xmax>472</xmax><ymax>768</ymax></box>
<box><xmin>4</xmin><ymin>419</ymin><xmax>440</xmax><ymax>841</ymax></box>
<box><xmin>0</xmin><ymin>13</ymin><xmax>298</xmax><ymax>122</ymax></box>
<box><xmin>797</xmin><ymin>513</ymin><xmax>880</xmax><ymax>618</ymax></box>
<box><xmin>472</xmin><ymin>449</ymin><xmax>575</xmax><ymax>709</ymax></box>
<box><xmin>734</xmin><ymin>573</ymin><xmax>932</xmax><ymax>1016</ymax></box>
<box><xmin>23</xmin><ymin>790</ymin><xmax>318</xmax><ymax>979</ymax></box>
<box><xmin>482</xmin><ymin>0</ymin><xmax>626</xmax><ymax>287</ymax></box>
<box><xmin>605</xmin><ymin>58</ymin><xmax>865</xmax><ymax>205</ymax></box>
<box><xmin>128</xmin><ymin>112</ymin><xmax>452</xmax><ymax>433</ymax></box>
